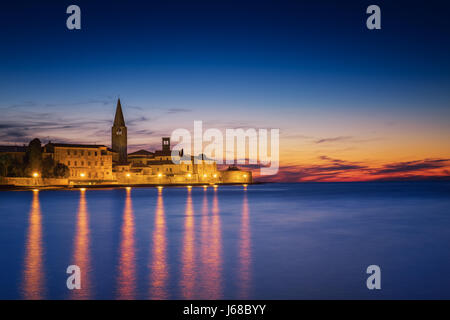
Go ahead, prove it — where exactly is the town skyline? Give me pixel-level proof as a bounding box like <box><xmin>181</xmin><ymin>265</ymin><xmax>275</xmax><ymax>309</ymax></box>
<box><xmin>1</xmin><ymin>1</ymin><xmax>449</xmax><ymax>182</ymax></box>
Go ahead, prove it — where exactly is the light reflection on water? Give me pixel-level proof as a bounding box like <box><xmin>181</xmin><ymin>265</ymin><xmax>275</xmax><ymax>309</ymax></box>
<box><xmin>22</xmin><ymin>191</ymin><xmax>45</xmax><ymax>300</ymax></box>
<box><xmin>6</xmin><ymin>182</ymin><xmax>450</xmax><ymax>299</ymax></box>
<box><xmin>116</xmin><ymin>188</ymin><xmax>137</xmax><ymax>299</ymax></box>
<box><xmin>238</xmin><ymin>189</ymin><xmax>251</xmax><ymax>299</ymax></box>
<box><xmin>180</xmin><ymin>186</ymin><xmax>196</xmax><ymax>299</ymax></box>
<box><xmin>149</xmin><ymin>187</ymin><xmax>168</xmax><ymax>299</ymax></box>
<box><xmin>70</xmin><ymin>189</ymin><xmax>91</xmax><ymax>299</ymax></box>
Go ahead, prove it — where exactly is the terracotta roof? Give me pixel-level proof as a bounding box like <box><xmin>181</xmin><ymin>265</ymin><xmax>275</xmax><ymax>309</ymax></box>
<box><xmin>46</xmin><ymin>143</ymin><xmax>107</xmax><ymax>149</ymax></box>
<box><xmin>128</xmin><ymin>149</ymin><xmax>154</xmax><ymax>156</ymax></box>
<box><xmin>154</xmin><ymin>149</ymin><xmax>172</xmax><ymax>156</ymax></box>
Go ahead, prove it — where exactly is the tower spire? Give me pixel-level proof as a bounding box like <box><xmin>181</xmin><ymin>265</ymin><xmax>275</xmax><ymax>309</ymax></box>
<box><xmin>112</xmin><ymin>98</ymin><xmax>127</xmax><ymax>163</ymax></box>
<box><xmin>114</xmin><ymin>98</ymin><xmax>125</xmax><ymax>127</ymax></box>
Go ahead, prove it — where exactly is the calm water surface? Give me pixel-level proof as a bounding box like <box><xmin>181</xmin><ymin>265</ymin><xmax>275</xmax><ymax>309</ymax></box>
<box><xmin>1</xmin><ymin>182</ymin><xmax>450</xmax><ymax>299</ymax></box>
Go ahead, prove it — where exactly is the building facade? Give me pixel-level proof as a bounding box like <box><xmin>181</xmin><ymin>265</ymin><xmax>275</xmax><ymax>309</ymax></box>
<box><xmin>44</xmin><ymin>143</ymin><xmax>115</xmax><ymax>182</ymax></box>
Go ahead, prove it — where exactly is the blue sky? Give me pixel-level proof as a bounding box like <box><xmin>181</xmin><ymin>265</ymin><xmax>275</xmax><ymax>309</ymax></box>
<box><xmin>0</xmin><ymin>1</ymin><xmax>450</xmax><ymax>180</ymax></box>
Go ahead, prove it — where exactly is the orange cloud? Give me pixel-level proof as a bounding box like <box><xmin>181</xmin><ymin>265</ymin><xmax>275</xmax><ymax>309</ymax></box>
<box><xmin>236</xmin><ymin>156</ymin><xmax>450</xmax><ymax>182</ymax></box>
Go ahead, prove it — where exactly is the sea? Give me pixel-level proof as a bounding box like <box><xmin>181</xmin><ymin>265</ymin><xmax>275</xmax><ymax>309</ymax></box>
<box><xmin>1</xmin><ymin>181</ymin><xmax>449</xmax><ymax>299</ymax></box>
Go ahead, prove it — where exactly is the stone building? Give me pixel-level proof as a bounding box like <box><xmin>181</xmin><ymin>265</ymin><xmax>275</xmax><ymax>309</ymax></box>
<box><xmin>0</xmin><ymin>145</ymin><xmax>27</xmax><ymax>163</ymax></box>
<box><xmin>44</xmin><ymin>143</ymin><xmax>115</xmax><ymax>182</ymax></box>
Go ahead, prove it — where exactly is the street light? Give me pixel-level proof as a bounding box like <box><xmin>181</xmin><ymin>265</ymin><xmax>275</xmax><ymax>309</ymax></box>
<box><xmin>158</xmin><ymin>173</ymin><xmax>162</xmax><ymax>177</ymax></box>
<box><xmin>33</xmin><ymin>172</ymin><xmax>39</xmax><ymax>178</ymax></box>
<box><xmin>80</xmin><ymin>173</ymin><xmax>86</xmax><ymax>178</ymax></box>
<box><xmin>126</xmin><ymin>173</ymin><xmax>131</xmax><ymax>177</ymax></box>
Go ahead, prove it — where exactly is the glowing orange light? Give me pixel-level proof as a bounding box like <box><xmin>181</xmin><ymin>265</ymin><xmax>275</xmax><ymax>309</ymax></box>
<box><xmin>32</xmin><ymin>189</ymin><xmax>39</xmax><ymax>192</ymax></box>
<box><xmin>187</xmin><ymin>173</ymin><xmax>192</xmax><ymax>178</ymax></box>
<box><xmin>243</xmin><ymin>174</ymin><xmax>247</xmax><ymax>178</ymax></box>
<box><xmin>32</xmin><ymin>172</ymin><xmax>39</xmax><ymax>178</ymax></box>
<box><xmin>117</xmin><ymin>187</ymin><xmax>136</xmax><ymax>299</ymax></box>
<box><xmin>71</xmin><ymin>188</ymin><xmax>91</xmax><ymax>299</ymax></box>
<box><xmin>181</xmin><ymin>184</ymin><xmax>195</xmax><ymax>299</ymax></box>
<box><xmin>150</xmin><ymin>185</ymin><xmax>168</xmax><ymax>298</ymax></box>
<box><xmin>80</xmin><ymin>173</ymin><xmax>85</xmax><ymax>178</ymax></box>
<box><xmin>126</xmin><ymin>173</ymin><xmax>131</xmax><ymax>177</ymax></box>
<box><xmin>203</xmin><ymin>174</ymin><xmax>207</xmax><ymax>178</ymax></box>
<box><xmin>22</xmin><ymin>191</ymin><xmax>44</xmax><ymax>299</ymax></box>
<box><xmin>158</xmin><ymin>173</ymin><xmax>162</xmax><ymax>177</ymax></box>
<box><xmin>213</xmin><ymin>174</ymin><xmax>217</xmax><ymax>178</ymax></box>
<box><xmin>126</xmin><ymin>187</ymin><xmax>131</xmax><ymax>191</ymax></box>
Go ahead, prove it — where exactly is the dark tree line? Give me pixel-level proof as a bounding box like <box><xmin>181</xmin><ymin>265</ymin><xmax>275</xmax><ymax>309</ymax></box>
<box><xmin>0</xmin><ymin>138</ymin><xmax>69</xmax><ymax>178</ymax></box>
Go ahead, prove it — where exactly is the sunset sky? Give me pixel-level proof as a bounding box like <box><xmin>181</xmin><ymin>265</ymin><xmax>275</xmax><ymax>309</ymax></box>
<box><xmin>1</xmin><ymin>1</ymin><xmax>449</xmax><ymax>181</ymax></box>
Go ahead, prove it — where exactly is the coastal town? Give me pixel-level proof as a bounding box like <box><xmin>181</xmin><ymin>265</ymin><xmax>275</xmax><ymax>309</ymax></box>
<box><xmin>0</xmin><ymin>99</ymin><xmax>252</xmax><ymax>188</ymax></box>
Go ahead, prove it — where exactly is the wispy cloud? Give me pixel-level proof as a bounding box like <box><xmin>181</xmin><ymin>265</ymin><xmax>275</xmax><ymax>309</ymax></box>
<box><xmin>315</xmin><ymin>136</ymin><xmax>352</xmax><ymax>144</ymax></box>
<box><xmin>255</xmin><ymin>156</ymin><xmax>450</xmax><ymax>182</ymax></box>
<box><xmin>166</xmin><ymin>108</ymin><xmax>192</xmax><ymax>114</ymax></box>
<box><xmin>314</xmin><ymin>136</ymin><xmax>381</xmax><ymax>144</ymax></box>
<box><xmin>372</xmin><ymin>159</ymin><xmax>450</xmax><ymax>175</ymax></box>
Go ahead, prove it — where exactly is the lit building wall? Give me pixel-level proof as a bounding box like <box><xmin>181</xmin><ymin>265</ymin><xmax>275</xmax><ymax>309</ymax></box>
<box><xmin>48</xmin><ymin>144</ymin><xmax>115</xmax><ymax>182</ymax></box>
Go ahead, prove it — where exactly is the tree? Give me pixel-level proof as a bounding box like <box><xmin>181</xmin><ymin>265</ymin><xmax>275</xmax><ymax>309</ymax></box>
<box><xmin>8</xmin><ymin>158</ymin><xmax>25</xmax><ymax>177</ymax></box>
<box><xmin>42</xmin><ymin>157</ymin><xmax>56</xmax><ymax>178</ymax></box>
<box><xmin>41</xmin><ymin>156</ymin><xmax>70</xmax><ymax>178</ymax></box>
<box><xmin>54</xmin><ymin>163</ymin><xmax>70</xmax><ymax>178</ymax></box>
<box><xmin>0</xmin><ymin>154</ymin><xmax>12</xmax><ymax>177</ymax></box>
<box><xmin>25</xmin><ymin>138</ymin><xmax>42</xmax><ymax>177</ymax></box>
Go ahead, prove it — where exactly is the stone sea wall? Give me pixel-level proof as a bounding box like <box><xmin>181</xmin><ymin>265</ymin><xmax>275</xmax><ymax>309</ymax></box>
<box><xmin>0</xmin><ymin>177</ymin><xmax>69</xmax><ymax>186</ymax></box>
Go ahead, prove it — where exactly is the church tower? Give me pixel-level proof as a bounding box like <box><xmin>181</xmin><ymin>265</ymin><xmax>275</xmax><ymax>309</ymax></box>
<box><xmin>112</xmin><ymin>98</ymin><xmax>128</xmax><ymax>163</ymax></box>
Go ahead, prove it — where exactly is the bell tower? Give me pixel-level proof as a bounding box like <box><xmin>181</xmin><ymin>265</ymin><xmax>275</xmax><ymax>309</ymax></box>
<box><xmin>112</xmin><ymin>98</ymin><xmax>127</xmax><ymax>163</ymax></box>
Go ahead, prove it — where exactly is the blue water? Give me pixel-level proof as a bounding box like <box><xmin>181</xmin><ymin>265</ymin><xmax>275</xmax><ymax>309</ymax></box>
<box><xmin>1</xmin><ymin>182</ymin><xmax>450</xmax><ymax>299</ymax></box>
